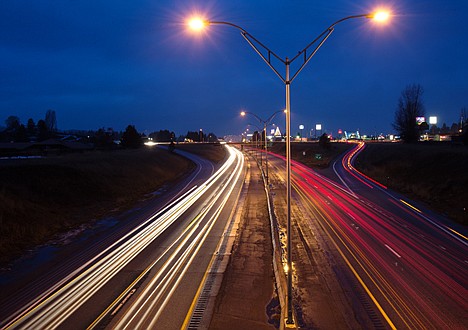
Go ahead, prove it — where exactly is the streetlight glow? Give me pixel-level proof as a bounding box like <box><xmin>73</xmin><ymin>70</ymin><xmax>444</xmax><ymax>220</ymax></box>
<box><xmin>372</xmin><ymin>10</ymin><xmax>390</xmax><ymax>22</ymax></box>
<box><xmin>188</xmin><ymin>17</ymin><xmax>207</xmax><ymax>31</ymax></box>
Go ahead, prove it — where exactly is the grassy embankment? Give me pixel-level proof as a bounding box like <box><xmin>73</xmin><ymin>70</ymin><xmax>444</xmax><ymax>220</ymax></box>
<box><xmin>355</xmin><ymin>142</ymin><xmax>467</xmax><ymax>225</ymax></box>
<box><xmin>175</xmin><ymin>142</ymin><xmax>227</xmax><ymax>163</ymax></box>
<box><xmin>0</xmin><ymin>144</ymin><xmax>226</xmax><ymax>265</ymax></box>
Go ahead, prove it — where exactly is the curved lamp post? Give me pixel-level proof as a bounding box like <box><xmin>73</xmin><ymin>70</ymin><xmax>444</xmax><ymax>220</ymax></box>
<box><xmin>187</xmin><ymin>10</ymin><xmax>390</xmax><ymax>324</ymax></box>
<box><xmin>241</xmin><ymin>109</ymin><xmax>285</xmax><ymax>183</ymax></box>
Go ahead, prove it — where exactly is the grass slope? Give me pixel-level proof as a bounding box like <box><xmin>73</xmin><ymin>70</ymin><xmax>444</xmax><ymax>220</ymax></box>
<box><xmin>0</xmin><ymin>148</ymin><xmax>195</xmax><ymax>265</ymax></box>
<box><xmin>355</xmin><ymin>143</ymin><xmax>467</xmax><ymax>225</ymax></box>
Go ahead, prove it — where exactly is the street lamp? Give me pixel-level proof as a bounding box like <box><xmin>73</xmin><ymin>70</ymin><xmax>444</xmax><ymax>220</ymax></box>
<box><xmin>244</xmin><ymin>123</ymin><xmax>262</xmax><ymax>163</ymax></box>
<box><xmin>187</xmin><ymin>10</ymin><xmax>391</xmax><ymax>324</ymax></box>
<box><xmin>241</xmin><ymin>109</ymin><xmax>286</xmax><ymax>183</ymax></box>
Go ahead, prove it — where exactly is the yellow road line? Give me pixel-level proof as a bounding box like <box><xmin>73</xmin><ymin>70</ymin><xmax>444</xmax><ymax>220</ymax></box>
<box><xmin>400</xmin><ymin>199</ymin><xmax>422</xmax><ymax>213</ymax></box>
<box><xmin>293</xmin><ymin>185</ymin><xmax>399</xmax><ymax>329</ymax></box>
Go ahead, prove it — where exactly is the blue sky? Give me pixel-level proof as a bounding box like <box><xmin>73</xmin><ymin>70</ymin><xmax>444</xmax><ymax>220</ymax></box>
<box><xmin>1</xmin><ymin>1</ymin><xmax>467</xmax><ymax>137</ymax></box>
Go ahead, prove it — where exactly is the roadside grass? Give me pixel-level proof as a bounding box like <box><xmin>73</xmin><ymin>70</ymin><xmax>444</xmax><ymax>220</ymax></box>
<box><xmin>174</xmin><ymin>143</ymin><xmax>227</xmax><ymax>164</ymax></box>
<box><xmin>0</xmin><ymin>147</ymin><xmax>195</xmax><ymax>265</ymax></box>
<box><xmin>355</xmin><ymin>142</ymin><xmax>468</xmax><ymax>225</ymax></box>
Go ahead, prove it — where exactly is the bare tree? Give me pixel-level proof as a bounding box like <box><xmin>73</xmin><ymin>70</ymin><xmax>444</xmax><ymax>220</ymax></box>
<box><xmin>393</xmin><ymin>84</ymin><xmax>426</xmax><ymax>143</ymax></box>
<box><xmin>45</xmin><ymin>109</ymin><xmax>57</xmax><ymax>132</ymax></box>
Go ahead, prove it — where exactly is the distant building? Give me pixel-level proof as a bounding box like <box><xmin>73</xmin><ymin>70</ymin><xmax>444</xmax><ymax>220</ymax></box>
<box><xmin>273</xmin><ymin>126</ymin><xmax>283</xmax><ymax>141</ymax></box>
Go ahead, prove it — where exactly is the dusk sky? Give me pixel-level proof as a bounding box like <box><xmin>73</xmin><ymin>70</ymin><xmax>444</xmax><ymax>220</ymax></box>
<box><xmin>1</xmin><ymin>1</ymin><xmax>467</xmax><ymax>137</ymax></box>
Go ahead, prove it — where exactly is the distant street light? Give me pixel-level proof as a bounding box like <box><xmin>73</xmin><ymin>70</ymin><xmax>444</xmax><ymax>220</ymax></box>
<box><xmin>186</xmin><ymin>10</ymin><xmax>391</xmax><ymax>324</ymax></box>
<box><xmin>241</xmin><ymin>109</ymin><xmax>286</xmax><ymax>183</ymax></box>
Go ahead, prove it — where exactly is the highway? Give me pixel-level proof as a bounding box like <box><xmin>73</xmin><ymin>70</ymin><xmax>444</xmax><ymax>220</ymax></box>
<box><xmin>0</xmin><ymin>145</ymin><xmax>245</xmax><ymax>329</ymax></box>
<box><xmin>267</xmin><ymin>142</ymin><xmax>467</xmax><ymax>329</ymax></box>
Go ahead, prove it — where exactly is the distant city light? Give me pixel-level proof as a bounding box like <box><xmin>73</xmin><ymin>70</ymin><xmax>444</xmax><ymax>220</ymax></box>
<box><xmin>416</xmin><ymin>117</ymin><xmax>425</xmax><ymax>125</ymax></box>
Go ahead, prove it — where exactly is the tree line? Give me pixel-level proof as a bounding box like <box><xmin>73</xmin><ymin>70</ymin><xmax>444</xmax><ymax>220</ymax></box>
<box><xmin>1</xmin><ymin>111</ymin><xmax>219</xmax><ymax>149</ymax></box>
<box><xmin>1</xmin><ymin>110</ymin><xmax>57</xmax><ymax>142</ymax></box>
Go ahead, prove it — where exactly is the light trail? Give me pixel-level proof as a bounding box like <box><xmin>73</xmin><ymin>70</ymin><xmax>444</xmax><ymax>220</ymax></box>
<box><xmin>342</xmin><ymin>142</ymin><xmax>468</xmax><ymax>247</ymax></box>
<box><xmin>2</xmin><ymin>145</ymin><xmax>244</xmax><ymax>330</ymax></box>
<box><xmin>268</xmin><ymin>148</ymin><xmax>468</xmax><ymax>329</ymax></box>
<box><xmin>112</xmin><ymin>145</ymin><xmax>244</xmax><ymax>329</ymax></box>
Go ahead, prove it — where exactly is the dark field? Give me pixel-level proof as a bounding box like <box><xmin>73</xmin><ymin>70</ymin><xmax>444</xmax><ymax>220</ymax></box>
<box><xmin>355</xmin><ymin>142</ymin><xmax>468</xmax><ymax>225</ymax></box>
<box><xmin>0</xmin><ymin>147</ymin><xmax>197</xmax><ymax>265</ymax></box>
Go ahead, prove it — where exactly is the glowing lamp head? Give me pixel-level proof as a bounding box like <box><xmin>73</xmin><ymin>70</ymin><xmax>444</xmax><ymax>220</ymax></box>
<box><xmin>240</xmin><ymin>111</ymin><xmax>246</xmax><ymax>116</ymax></box>
<box><xmin>188</xmin><ymin>18</ymin><xmax>207</xmax><ymax>31</ymax></box>
<box><xmin>372</xmin><ymin>11</ymin><xmax>390</xmax><ymax>22</ymax></box>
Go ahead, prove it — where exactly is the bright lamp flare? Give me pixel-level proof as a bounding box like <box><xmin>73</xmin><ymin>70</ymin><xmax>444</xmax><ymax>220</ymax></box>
<box><xmin>373</xmin><ymin>11</ymin><xmax>390</xmax><ymax>22</ymax></box>
<box><xmin>188</xmin><ymin>18</ymin><xmax>206</xmax><ymax>31</ymax></box>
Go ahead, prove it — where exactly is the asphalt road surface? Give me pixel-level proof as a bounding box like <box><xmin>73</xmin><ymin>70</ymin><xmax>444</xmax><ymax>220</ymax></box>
<box><xmin>267</xmin><ymin>142</ymin><xmax>467</xmax><ymax>329</ymax></box>
<box><xmin>0</xmin><ymin>145</ymin><xmax>245</xmax><ymax>329</ymax></box>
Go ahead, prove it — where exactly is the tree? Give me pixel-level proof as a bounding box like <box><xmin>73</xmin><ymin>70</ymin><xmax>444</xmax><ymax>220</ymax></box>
<box><xmin>121</xmin><ymin>125</ymin><xmax>142</xmax><ymax>148</ymax></box>
<box><xmin>37</xmin><ymin>119</ymin><xmax>49</xmax><ymax>141</ymax></box>
<box><xmin>5</xmin><ymin>115</ymin><xmax>20</xmax><ymax>130</ymax></box>
<box><xmin>94</xmin><ymin>128</ymin><xmax>116</xmax><ymax>149</ymax></box>
<box><xmin>149</xmin><ymin>130</ymin><xmax>175</xmax><ymax>142</ymax></box>
<box><xmin>393</xmin><ymin>84</ymin><xmax>425</xmax><ymax>143</ymax></box>
<box><xmin>15</xmin><ymin>124</ymin><xmax>28</xmax><ymax>142</ymax></box>
<box><xmin>185</xmin><ymin>131</ymin><xmax>201</xmax><ymax>142</ymax></box>
<box><xmin>27</xmin><ymin>118</ymin><xmax>36</xmax><ymax>136</ymax></box>
<box><xmin>319</xmin><ymin>133</ymin><xmax>331</xmax><ymax>149</ymax></box>
<box><xmin>45</xmin><ymin>109</ymin><xmax>57</xmax><ymax>132</ymax></box>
